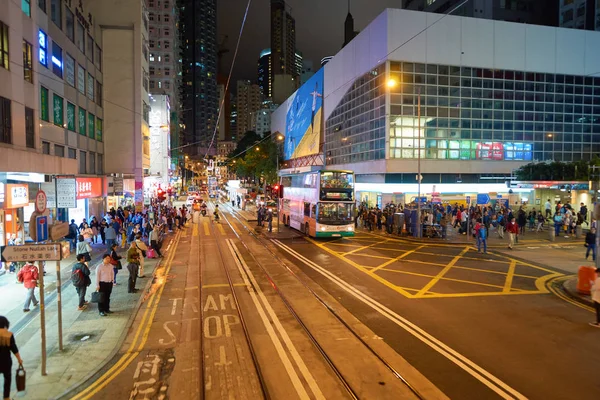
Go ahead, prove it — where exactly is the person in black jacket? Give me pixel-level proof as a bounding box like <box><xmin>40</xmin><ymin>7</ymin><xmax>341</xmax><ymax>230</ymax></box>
<box><xmin>72</xmin><ymin>254</ymin><xmax>91</xmax><ymax>310</ymax></box>
<box><xmin>0</xmin><ymin>316</ymin><xmax>23</xmax><ymax>400</ymax></box>
<box><xmin>586</xmin><ymin>228</ymin><xmax>597</xmax><ymax>261</ymax></box>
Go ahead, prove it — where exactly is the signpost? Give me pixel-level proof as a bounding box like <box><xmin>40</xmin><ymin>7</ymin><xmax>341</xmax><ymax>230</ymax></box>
<box><xmin>477</xmin><ymin>193</ymin><xmax>491</xmax><ymax>205</ymax></box>
<box><xmin>36</xmin><ymin>216</ymin><xmax>49</xmax><ymax>242</ymax></box>
<box><xmin>35</xmin><ymin>190</ymin><xmax>47</xmax><ymax>214</ymax></box>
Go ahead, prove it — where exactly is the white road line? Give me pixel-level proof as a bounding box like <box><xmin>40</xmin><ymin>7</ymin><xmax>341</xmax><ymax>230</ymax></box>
<box><xmin>273</xmin><ymin>239</ymin><xmax>527</xmax><ymax>400</ymax></box>
<box><xmin>224</xmin><ymin>239</ymin><xmax>311</xmax><ymax>400</ymax></box>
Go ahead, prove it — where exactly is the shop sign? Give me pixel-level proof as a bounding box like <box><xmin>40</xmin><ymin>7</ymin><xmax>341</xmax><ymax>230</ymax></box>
<box><xmin>113</xmin><ymin>177</ymin><xmax>124</xmax><ymax>196</ymax></box>
<box><xmin>56</xmin><ymin>178</ymin><xmax>77</xmax><ymax>208</ymax></box>
<box><xmin>76</xmin><ymin>177</ymin><xmax>102</xmax><ymax>199</ymax></box>
<box><xmin>5</xmin><ymin>184</ymin><xmax>29</xmax><ymax>209</ymax></box>
<box><xmin>35</xmin><ymin>190</ymin><xmax>47</xmax><ymax>213</ymax></box>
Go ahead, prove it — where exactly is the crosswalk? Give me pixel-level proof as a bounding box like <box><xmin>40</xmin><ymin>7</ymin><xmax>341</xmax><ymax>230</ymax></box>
<box><xmin>185</xmin><ymin>219</ymin><xmax>231</xmax><ymax>236</ymax></box>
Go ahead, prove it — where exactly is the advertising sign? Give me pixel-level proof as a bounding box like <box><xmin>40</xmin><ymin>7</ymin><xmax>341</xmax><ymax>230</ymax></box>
<box><xmin>56</xmin><ymin>178</ymin><xmax>77</xmax><ymax>208</ymax></box>
<box><xmin>76</xmin><ymin>177</ymin><xmax>102</xmax><ymax>199</ymax></box>
<box><xmin>5</xmin><ymin>184</ymin><xmax>29</xmax><ymax>209</ymax></box>
<box><xmin>284</xmin><ymin>68</ymin><xmax>324</xmax><ymax>160</ymax></box>
<box><xmin>113</xmin><ymin>177</ymin><xmax>124</xmax><ymax>196</ymax></box>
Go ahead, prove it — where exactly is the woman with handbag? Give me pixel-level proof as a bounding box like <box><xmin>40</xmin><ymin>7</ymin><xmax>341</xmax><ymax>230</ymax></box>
<box><xmin>110</xmin><ymin>244</ymin><xmax>123</xmax><ymax>285</ymax></box>
<box><xmin>0</xmin><ymin>316</ymin><xmax>24</xmax><ymax>400</ymax></box>
<box><xmin>76</xmin><ymin>235</ymin><xmax>93</xmax><ymax>265</ymax></box>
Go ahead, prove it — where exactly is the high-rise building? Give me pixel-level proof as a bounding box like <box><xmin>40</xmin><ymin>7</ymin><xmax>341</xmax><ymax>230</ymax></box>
<box><xmin>343</xmin><ymin>0</ymin><xmax>359</xmax><ymax>47</ymax></box>
<box><xmin>559</xmin><ymin>0</ymin><xmax>600</xmax><ymax>30</ymax></box>
<box><xmin>236</xmin><ymin>80</ymin><xmax>262</xmax><ymax>137</ymax></box>
<box><xmin>294</xmin><ymin>50</ymin><xmax>303</xmax><ymax>78</ymax></box>
<box><xmin>230</xmin><ymin>96</ymin><xmax>238</xmax><ymax>141</ymax></box>
<box><xmin>300</xmin><ymin>59</ymin><xmax>314</xmax><ymax>85</ymax></box>
<box><xmin>179</xmin><ymin>0</ymin><xmax>218</xmax><ymax>156</ymax></box>
<box><xmin>257</xmin><ymin>48</ymin><xmax>272</xmax><ymax>98</ymax></box>
<box><xmin>251</xmin><ymin>101</ymin><xmax>279</xmax><ymax>136</ymax></box>
<box><xmin>403</xmin><ymin>0</ymin><xmax>558</xmax><ymax>26</ymax></box>
<box><xmin>271</xmin><ymin>0</ymin><xmax>298</xmax><ymax>103</ymax></box>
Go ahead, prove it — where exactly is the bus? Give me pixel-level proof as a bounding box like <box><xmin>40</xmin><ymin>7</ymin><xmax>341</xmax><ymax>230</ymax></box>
<box><xmin>279</xmin><ymin>170</ymin><xmax>355</xmax><ymax>238</ymax></box>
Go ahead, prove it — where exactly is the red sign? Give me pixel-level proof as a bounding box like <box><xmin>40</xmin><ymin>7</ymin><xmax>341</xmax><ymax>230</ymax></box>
<box><xmin>76</xmin><ymin>178</ymin><xmax>103</xmax><ymax>199</ymax></box>
<box><xmin>35</xmin><ymin>190</ymin><xmax>47</xmax><ymax>213</ymax></box>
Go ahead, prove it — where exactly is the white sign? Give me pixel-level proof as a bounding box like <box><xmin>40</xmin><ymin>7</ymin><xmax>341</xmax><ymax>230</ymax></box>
<box><xmin>41</xmin><ymin>182</ymin><xmax>56</xmax><ymax>208</ymax></box>
<box><xmin>1</xmin><ymin>243</ymin><xmax>62</xmax><ymax>262</ymax></box>
<box><xmin>56</xmin><ymin>178</ymin><xmax>77</xmax><ymax>208</ymax></box>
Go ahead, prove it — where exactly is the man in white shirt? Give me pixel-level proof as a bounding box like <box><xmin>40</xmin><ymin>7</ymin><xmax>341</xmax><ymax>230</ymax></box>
<box><xmin>96</xmin><ymin>254</ymin><xmax>115</xmax><ymax>317</ymax></box>
<box><xmin>545</xmin><ymin>199</ymin><xmax>552</xmax><ymax>219</ymax></box>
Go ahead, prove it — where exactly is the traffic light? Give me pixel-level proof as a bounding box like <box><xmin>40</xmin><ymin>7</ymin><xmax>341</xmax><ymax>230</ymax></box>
<box><xmin>276</xmin><ymin>184</ymin><xmax>284</xmax><ymax>198</ymax></box>
<box><xmin>157</xmin><ymin>188</ymin><xmax>166</xmax><ymax>203</ymax></box>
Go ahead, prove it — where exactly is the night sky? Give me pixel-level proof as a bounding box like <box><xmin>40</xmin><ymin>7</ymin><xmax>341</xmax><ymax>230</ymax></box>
<box><xmin>217</xmin><ymin>0</ymin><xmax>404</xmax><ymax>85</ymax></box>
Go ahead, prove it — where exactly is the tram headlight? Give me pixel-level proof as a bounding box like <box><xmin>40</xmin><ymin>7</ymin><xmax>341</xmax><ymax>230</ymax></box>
<box><xmin>348</xmin><ymin>226</ymin><xmax>354</xmax><ymax>231</ymax></box>
<box><xmin>320</xmin><ymin>227</ymin><xmax>326</xmax><ymax>231</ymax></box>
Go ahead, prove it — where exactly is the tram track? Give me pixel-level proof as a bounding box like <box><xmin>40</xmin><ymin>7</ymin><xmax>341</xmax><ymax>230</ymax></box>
<box><xmin>212</xmin><ymin>201</ymin><xmax>426</xmax><ymax>400</ymax></box>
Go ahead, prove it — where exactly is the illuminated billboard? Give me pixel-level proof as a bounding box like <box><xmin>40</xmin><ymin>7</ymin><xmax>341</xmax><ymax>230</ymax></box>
<box><xmin>284</xmin><ymin>68</ymin><xmax>324</xmax><ymax>160</ymax></box>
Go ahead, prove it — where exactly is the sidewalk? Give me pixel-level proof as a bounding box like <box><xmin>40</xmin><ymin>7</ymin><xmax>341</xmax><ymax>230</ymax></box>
<box><xmin>2</xmin><ymin>240</ymin><xmax>167</xmax><ymax>400</ymax></box>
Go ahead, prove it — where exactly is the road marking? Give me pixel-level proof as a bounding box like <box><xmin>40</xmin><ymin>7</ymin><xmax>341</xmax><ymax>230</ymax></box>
<box><xmin>503</xmin><ymin>260</ymin><xmax>517</xmax><ymax>293</ymax></box>
<box><xmin>415</xmin><ymin>246</ymin><xmax>470</xmax><ymax>297</ymax></box>
<box><xmin>226</xmin><ymin>239</ymin><xmax>322</xmax><ymax>400</ymax></box>
<box><xmin>202</xmin><ymin>283</ymin><xmax>247</xmax><ymax>289</ymax></box>
<box><xmin>273</xmin><ymin>239</ymin><xmax>527</xmax><ymax>400</ymax></box>
<box><xmin>71</xmin><ymin>230</ymin><xmax>182</xmax><ymax>400</ymax></box>
<box><xmin>203</xmin><ymin>221</ymin><xmax>210</xmax><ymax>236</ymax></box>
<box><xmin>342</xmin><ymin>239</ymin><xmax>389</xmax><ymax>256</ymax></box>
<box><xmin>379</xmin><ymin>267</ymin><xmax>516</xmax><ymax>291</ymax></box>
<box><xmin>217</xmin><ymin>223</ymin><xmax>226</xmax><ymax>236</ymax></box>
<box><xmin>547</xmin><ymin>276</ymin><xmax>595</xmax><ymax>313</ymax></box>
<box><xmin>370</xmin><ymin>245</ymin><xmax>426</xmax><ymax>274</ymax></box>
<box><xmin>192</xmin><ymin>223</ymin><xmax>198</xmax><ymax>237</ymax></box>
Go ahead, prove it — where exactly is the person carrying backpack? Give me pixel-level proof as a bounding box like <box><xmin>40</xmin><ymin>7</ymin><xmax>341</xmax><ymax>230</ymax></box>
<box><xmin>72</xmin><ymin>254</ymin><xmax>91</xmax><ymax>310</ymax></box>
<box><xmin>478</xmin><ymin>223</ymin><xmax>488</xmax><ymax>254</ymax></box>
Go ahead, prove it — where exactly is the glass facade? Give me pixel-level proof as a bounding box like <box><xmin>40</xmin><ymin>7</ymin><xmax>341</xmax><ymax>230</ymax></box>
<box><xmin>325</xmin><ymin>65</ymin><xmax>386</xmax><ymax>165</ymax></box>
<box><xmin>388</xmin><ymin>61</ymin><xmax>600</xmax><ymax>162</ymax></box>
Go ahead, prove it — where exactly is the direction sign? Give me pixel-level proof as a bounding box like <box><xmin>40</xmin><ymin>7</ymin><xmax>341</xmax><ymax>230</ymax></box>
<box><xmin>35</xmin><ymin>190</ymin><xmax>47</xmax><ymax>213</ymax></box>
<box><xmin>1</xmin><ymin>243</ymin><xmax>62</xmax><ymax>262</ymax></box>
<box><xmin>497</xmin><ymin>194</ymin><xmax>503</xmax><ymax>199</ymax></box>
<box><xmin>477</xmin><ymin>193</ymin><xmax>491</xmax><ymax>205</ymax></box>
<box><xmin>36</xmin><ymin>216</ymin><xmax>49</xmax><ymax>241</ymax></box>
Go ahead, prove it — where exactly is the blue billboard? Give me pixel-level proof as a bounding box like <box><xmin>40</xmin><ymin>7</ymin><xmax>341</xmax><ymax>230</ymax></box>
<box><xmin>284</xmin><ymin>68</ymin><xmax>324</xmax><ymax>160</ymax></box>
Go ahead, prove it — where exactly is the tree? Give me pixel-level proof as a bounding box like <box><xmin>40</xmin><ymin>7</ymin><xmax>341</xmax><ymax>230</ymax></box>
<box><xmin>515</xmin><ymin>158</ymin><xmax>600</xmax><ymax>181</ymax></box>
<box><xmin>228</xmin><ymin>131</ymin><xmax>262</xmax><ymax>159</ymax></box>
<box><xmin>233</xmin><ymin>138</ymin><xmax>279</xmax><ymax>188</ymax></box>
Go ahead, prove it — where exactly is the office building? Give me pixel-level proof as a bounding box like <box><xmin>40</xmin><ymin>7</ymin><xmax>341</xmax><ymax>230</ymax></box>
<box><xmin>403</xmin><ymin>0</ymin><xmax>558</xmax><ymax>26</ymax></box>
<box><xmin>179</xmin><ymin>0</ymin><xmax>218</xmax><ymax>156</ymax></box>
<box><xmin>148</xmin><ymin>95</ymin><xmax>171</xmax><ymax>189</ymax></box>
<box><xmin>271</xmin><ymin>8</ymin><xmax>600</xmax><ymax>203</ymax></box>
<box><xmin>559</xmin><ymin>0</ymin><xmax>600</xmax><ymax>30</ymax></box>
<box><xmin>300</xmin><ymin>59</ymin><xmax>314</xmax><ymax>85</ymax></box>
<box><xmin>271</xmin><ymin>0</ymin><xmax>298</xmax><ymax>103</ymax></box>
<box><xmin>294</xmin><ymin>50</ymin><xmax>303</xmax><ymax>78</ymax></box>
<box><xmin>258</xmin><ymin>48</ymin><xmax>272</xmax><ymax>98</ymax></box>
<box><xmin>251</xmin><ymin>101</ymin><xmax>279</xmax><ymax>136</ymax></box>
<box><xmin>230</xmin><ymin>96</ymin><xmax>238</xmax><ymax>142</ymax></box>
<box><xmin>236</xmin><ymin>80</ymin><xmax>262</xmax><ymax>137</ymax></box>
<box><xmin>343</xmin><ymin>0</ymin><xmax>359</xmax><ymax>47</ymax></box>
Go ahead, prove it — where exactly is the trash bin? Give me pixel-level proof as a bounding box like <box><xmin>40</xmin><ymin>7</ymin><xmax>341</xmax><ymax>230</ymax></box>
<box><xmin>548</xmin><ymin>227</ymin><xmax>555</xmax><ymax>242</ymax></box>
<box><xmin>577</xmin><ymin>265</ymin><xmax>597</xmax><ymax>295</ymax></box>
<box><xmin>575</xmin><ymin>225</ymin><xmax>582</xmax><ymax>239</ymax></box>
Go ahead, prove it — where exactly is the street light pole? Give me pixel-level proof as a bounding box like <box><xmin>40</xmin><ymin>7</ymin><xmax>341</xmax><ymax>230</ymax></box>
<box><xmin>417</xmin><ymin>87</ymin><xmax>422</xmax><ymax>238</ymax></box>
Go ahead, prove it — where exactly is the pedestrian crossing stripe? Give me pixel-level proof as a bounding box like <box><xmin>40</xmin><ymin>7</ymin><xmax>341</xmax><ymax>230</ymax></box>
<box><xmin>192</xmin><ymin>223</ymin><xmax>198</xmax><ymax>237</ymax></box>
<box><xmin>203</xmin><ymin>222</ymin><xmax>210</xmax><ymax>235</ymax></box>
<box><xmin>217</xmin><ymin>224</ymin><xmax>226</xmax><ymax>236</ymax></box>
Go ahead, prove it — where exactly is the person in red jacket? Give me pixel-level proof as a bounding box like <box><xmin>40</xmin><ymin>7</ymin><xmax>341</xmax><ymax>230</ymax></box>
<box><xmin>506</xmin><ymin>217</ymin><xmax>519</xmax><ymax>250</ymax></box>
<box><xmin>17</xmin><ymin>262</ymin><xmax>39</xmax><ymax>312</ymax></box>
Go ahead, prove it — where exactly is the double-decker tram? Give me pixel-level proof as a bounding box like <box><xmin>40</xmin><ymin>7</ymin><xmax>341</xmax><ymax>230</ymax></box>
<box><xmin>279</xmin><ymin>170</ymin><xmax>355</xmax><ymax>237</ymax></box>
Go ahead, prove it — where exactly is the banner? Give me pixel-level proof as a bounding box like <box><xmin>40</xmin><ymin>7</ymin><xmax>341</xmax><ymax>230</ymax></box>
<box><xmin>76</xmin><ymin>177</ymin><xmax>102</xmax><ymax>199</ymax></box>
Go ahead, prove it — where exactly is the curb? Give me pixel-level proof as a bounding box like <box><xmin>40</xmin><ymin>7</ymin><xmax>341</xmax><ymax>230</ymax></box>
<box><xmin>561</xmin><ymin>277</ymin><xmax>594</xmax><ymax>307</ymax></box>
<box><xmin>55</xmin><ymin>247</ymin><xmax>168</xmax><ymax>400</ymax></box>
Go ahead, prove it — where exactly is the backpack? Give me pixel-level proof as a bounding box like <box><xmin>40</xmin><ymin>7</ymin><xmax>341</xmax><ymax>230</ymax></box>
<box><xmin>71</xmin><ymin>267</ymin><xmax>85</xmax><ymax>287</ymax></box>
<box><xmin>497</xmin><ymin>214</ymin><xmax>505</xmax><ymax>226</ymax></box>
<box><xmin>479</xmin><ymin>226</ymin><xmax>487</xmax><ymax>239</ymax></box>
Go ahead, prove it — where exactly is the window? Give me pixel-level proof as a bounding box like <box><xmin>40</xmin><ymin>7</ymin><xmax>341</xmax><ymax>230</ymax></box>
<box><xmin>165</xmin><ymin>67</ymin><xmax>170</xmax><ymax>76</ymax></box>
<box><xmin>65</xmin><ymin>53</ymin><xmax>75</xmax><ymax>86</ymax></box>
<box><xmin>97</xmin><ymin>154</ymin><xmax>103</xmax><ymax>174</ymax></box>
<box><xmin>164</xmin><ymin>29</ymin><xmax>170</xmax><ymax>36</ymax></box>
<box><xmin>55</xmin><ymin>144</ymin><xmax>64</xmax><ymax>157</ymax></box>
<box><xmin>68</xmin><ymin>147</ymin><xmax>76</xmax><ymax>159</ymax></box>
<box><xmin>96</xmin><ymin>118</ymin><xmax>102</xmax><ymax>141</ymax></box>
<box><xmin>79</xmin><ymin>150</ymin><xmax>86</xmax><ymax>173</ymax></box>
<box><xmin>76</xmin><ymin>21</ymin><xmax>84</xmax><ymax>53</ymax></box>
<box><xmin>78</xmin><ymin>107</ymin><xmax>85</xmax><ymax>135</ymax></box>
<box><xmin>149</xmin><ymin>66</ymin><xmax>155</xmax><ymax>76</ymax></box>
<box><xmin>87</xmin><ymin>72</ymin><xmax>94</xmax><ymax>100</ymax></box>
<box><xmin>25</xmin><ymin>107</ymin><xmax>34</xmax><ymax>148</ymax></box>
<box><xmin>149</xmin><ymin>80</ymin><xmax>155</xmax><ymax>90</ymax></box>
<box><xmin>164</xmin><ymin>1</ymin><xmax>170</xmax><ymax>9</ymax></box>
<box><xmin>23</xmin><ymin>40</ymin><xmax>33</xmax><ymax>83</ymax></box>
<box><xmin>40</xmin><ymin>86</ymin><xmax>49</xmax><ymax>121</ymax></box>
<box><xmin>163</xmin><ymin>14</ymin><xmax>170</xmax><ymax>22</ymax></box>
<box><xmin>51</xmin><ymin>0</ymin><xmax>62</xmax><ymax>28</ymax></box>
<box><xmin>89</xmin><ymin>151</ymin><xmax>95</xmax><ymax>172</ymax></box>
<box><xmin>143</xmin><ymin>69</ymin><xmax>149</xmax><ymax>91</ymax></box>
<box><xmin>53</xmin><ymin>94</ymin><xmax>63</xmax><ymax>127</ymax></box>
<box><xmin>96</xmin><ymin>80</ymin><xmax>102</xmax><ymax>105</ymax></box>
<box><xmin>149</xmin><ymin>12</ymin><xmax>155</xmax><ymax>21</ymax></box>
<box><xmin>87</xmin><ymin>34</ymin><xmax>93</xmax><ymax>62</ymax></box>
<box><xmin>95</xmin><ymin>44</ymin><xmax>101</xmax><ymax>71</ymax></box>
<box><xmin>66</xmin><ymin>102</ymin><xmax>75</xmax><ymax>131</ymax></box>
<box><xmin>38</xmin><ymin>0</ymin><xmax>46</xmax><ymax>13</ymax></box>
<box><xmin>149</xmin><ymin>40</ymin><xmax>155</xmax><ymax>48</ymax></box>
<box><xmin>77</xmin><ymin>64</ymin><xmax>85</xmax><ymax>93</ymax></box>
<box><xmin>51</xmin><ymin>41</ymin><xmax>63</xmax><ymax>78</ymax></box>
<box><xmin>38</xmin><ymin>29</ymin><xmax>47</xmax><ymax>67</ymax></box>
<box><xmin>142</xmin><ymin>101</ymin><xmax>149</xmax><ymax>122</ymax></box>
<box><xmin>1</xmin><ymin>22</ymin><xmax>9</xmax><ymax>70</ymax></box>
<box><xmin>149</xmin><ymin>53</ymin><xmax>154</xmax><ymax>62</ymax></box>
<box><xmin>65</xmin><ymin>7</ymin><xmax>74</xmax><ymax>41</ymax></box>
<box><xmin>42</xmin><ymin>141</ymin><xmax>50</xmax><ymax>154</ymax></box>
<box><xmin>88</xmin><ymin>113</ymin><xmax>94</xmax><ymax>138</ymax></box>
<box><xmin>164</xmin><ymin>40</ymin><xmax>170</xmax><ymax>49</ymax></box>
<box><xmin>22</xmin><ymin>0</ymin><xmax>31</xmax><ymax>17</ymax></box>
<box><xmin>0</xmin><ymin>97</ymin><xmax>11</xmax><ymax>144</ymax></box>
<box><xmin>164</xmin><ymin>54</ymin><xmax>170</xmax><ymax>63</ymax></box>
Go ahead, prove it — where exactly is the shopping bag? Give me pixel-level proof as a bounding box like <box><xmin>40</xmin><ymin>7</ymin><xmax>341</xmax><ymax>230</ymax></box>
<box><xmin>146</xmin><ymin>248</ymin><xmax>156</xmax><ymax>259</ymax></box>
<box><xmin>91</xmin><ymin>291</ymin><xmax>105</xmax><ymax>303</ymax></box>
<box><xmin>16</xmin><ymin>364</ymin><xmax>26</xmax><ymax>391</ymax></box>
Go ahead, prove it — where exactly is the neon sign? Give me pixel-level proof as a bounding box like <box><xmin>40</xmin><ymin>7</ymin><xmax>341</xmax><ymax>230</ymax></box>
<box><xmin>51</xmin><ymin>56</ymin><xmax>62</xmax><ymax>68</ymax></box>
<box><xmin>38</xmin><ymin>30</ymin><xmax>47</xmax><ymax>66</ymax></box>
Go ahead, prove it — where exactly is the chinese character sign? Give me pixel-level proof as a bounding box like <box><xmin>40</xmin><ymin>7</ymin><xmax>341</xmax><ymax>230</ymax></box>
<box><xmin>5</xmin><ymin>184</ymin><xmax>29</xmax><ymax>209</ymax></box>
<box><xmin>76</xmin><ymin>178</ymin><xmax>102</xmax><ymax>199</ymax></box>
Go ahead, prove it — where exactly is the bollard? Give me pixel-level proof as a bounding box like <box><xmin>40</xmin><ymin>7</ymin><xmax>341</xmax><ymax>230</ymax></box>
<box><xmin>548</xmin><ymin>226</ymin><xmax>555</xmax><ymax>242</ymax></box>
<box><xmin>576</xmin><ymin>225</ymin><xmax>582</xmax><ymax>239</ymax></box>
<box><xmin>577</xmin><ymin>265</ymin><xmax>597</xmax><ymax>295</ymax></box>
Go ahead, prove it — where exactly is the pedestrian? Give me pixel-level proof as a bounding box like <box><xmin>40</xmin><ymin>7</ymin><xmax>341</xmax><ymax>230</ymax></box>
<box><xmin>17</xmin><ymin>262</ymin><xmax>39</xmax><ymax>312</ymax></box>
<box><xmin>90</xmin><ymin>217</ymin><xmax>100</xmax><ymax>244</ymax></box>
<box><xmin>506</xmin><ymin>217</ymin><xmax>518</xmax><ymax>250</ymax></box>
<box><xmin>266</xmin><ymin>209</ymin><xmax>273</xmax><ymax>233</ymax></box>
<box><xmin>110</xmin><ymin>244</ymin><xmax>123</xmax><ymax>285</ymax></box>
<box><xmin>81</xmin><ymin>223</ymin><xmax>94</xmax><ymax>243</ymax></box>
<box><xmin>0</xmin><ymin>316</ymin><xmax>24</xmax><ymax>400</ymax></box>
<box><xmin>257</xmin><ymin>205</ymin><xmax>263</xmax><ymax>227</ymax></box>
<box><xmin>99</xmin><ymin>218</ymin><xmax>108</xmax><ymax>245</ymax></box>
<box><xmin>478</xmin><ymin>221</ymin><xmax>488</xmax><ymax>254</ymax></box>
<box><xmin>149</xmin><ymin>227</ymin><xmax>163</xmax><ymax>257</ymax></box>
<box><xmin>71</xmin><ymin>254</ymin><xmax>91</xmax><ymax>310</ymax></box>
<box><xmin>127</xmin><ymin>242</ymin><xmax>141</xmax><ymax>293</ymax></box>
<box><xmin>545</xmin><ymin>199</ymin><xmax>552</xmax><ymax>219</ymax></box>
<box><xmin>120</xmin><ymin>228</ymin><xmax>127</xmax><ymax>249</ymax></box>
<box><xmin>95</xmin><ymin>254</ymin><xmax>115</xmax><ymax>317</ymax></box>
<box><xmin>105</xmin><ymin>223</ymin><xmax>117</xmax><ymax>248</ymax></box>
<box><xmin>590</xmin><ymin>268</ymin><xmax>600</xmax><ymax>328</ymax></box>
<box><xmin>553</xmin><ymin>212</ymin><xmax>563</xmax><ymax>237</ymax></box>
<box><xmin>76</xmin><ymin>235</ymin><xmax>93</xmax><ymax>265</ymax></box>
<box><xmin>581</xmin><ymin>202</ymin><xmax>589</xmax><ymax>226</ymax></box>
<box><xmin>585</xmin><ymin>228</ymin><xmax>597</xmax><ymax>261</ymax></box>
<box><xmin>67</xmin><ymin>219</ymin><xmax>79</xmax><ymax>251</ymax></box>
<box><xmin>133</xmin><ymin>234</ymin><xmax>148</xmax><ymax>278</ymax></box>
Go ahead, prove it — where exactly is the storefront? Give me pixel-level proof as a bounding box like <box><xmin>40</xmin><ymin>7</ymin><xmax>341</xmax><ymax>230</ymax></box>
<box><xmin>1</xmin><ymin>184</ymin><xmax>29</xmax><ymax>245</ymax></box>
<box><xmin>69</xmin><ymin>177</ymin><xmax>105</xmax><ymax>222</ymax></box>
